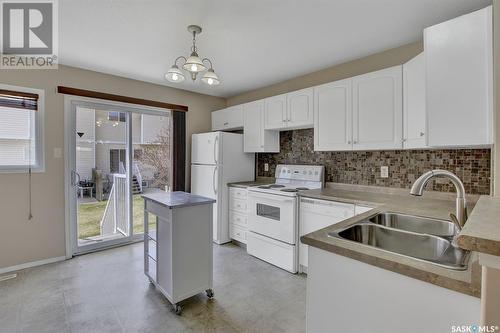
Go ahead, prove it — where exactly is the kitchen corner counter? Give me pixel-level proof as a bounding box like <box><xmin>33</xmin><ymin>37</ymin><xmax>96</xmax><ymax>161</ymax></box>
<box><xmin>457</xmin><ymin>196</ymin><xmax>500</xmax><ymax>256</ymax></box>
<box><xmin>299</xmin><ymin>187</ymin><xmax>481</xmax><ymax>297</ymax></box>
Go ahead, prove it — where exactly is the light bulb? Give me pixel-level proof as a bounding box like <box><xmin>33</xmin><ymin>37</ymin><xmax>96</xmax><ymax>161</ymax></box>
<box><xmin>191</xmin><ymin>64</ymin><xmax>197</xmax><ymax>72</ymax></box>
<box><xmin>172</xmin><ymin>73</ymin><xmax>178</xmax><ymax>81</ymax></box>
<box><xmin>207</xmin><ymin>78</ymin><xmax>214</xmax><ymax>85</ymax></box>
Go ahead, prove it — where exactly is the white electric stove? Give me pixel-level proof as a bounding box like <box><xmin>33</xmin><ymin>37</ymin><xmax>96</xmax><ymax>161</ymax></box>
<box><xmin>246</xmin><ymin>165</ymin><xmax>325</xmax><ymax>273</ymax></box>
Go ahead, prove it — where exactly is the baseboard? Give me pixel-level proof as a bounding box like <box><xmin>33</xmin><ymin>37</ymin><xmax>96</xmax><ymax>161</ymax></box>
<box><xmin>0</xmin><ymin>256</ymin><xmax>66</xmax><ymax>275</ymax></box>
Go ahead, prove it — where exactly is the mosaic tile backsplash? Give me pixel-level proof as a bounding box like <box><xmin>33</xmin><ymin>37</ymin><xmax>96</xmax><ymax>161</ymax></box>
<box><xmin>257</xmin><ymin>129</ymin><xmax>491</xmax><ymax>195</ymax></box>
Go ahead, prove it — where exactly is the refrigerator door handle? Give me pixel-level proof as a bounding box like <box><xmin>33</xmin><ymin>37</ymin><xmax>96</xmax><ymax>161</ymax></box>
<box><xmin>213</xmin><ymin>135</ymin><xmax>219</xmax><ymax>164</ymax></box>
<box><xmin>213</xmin><ymin>166</ymin><xmax>218</xmax><ymax>195</ymax></box>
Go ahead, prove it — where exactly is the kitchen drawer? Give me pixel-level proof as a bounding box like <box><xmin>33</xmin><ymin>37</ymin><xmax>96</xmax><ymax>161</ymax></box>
<box><xmin>145</xmin><ymin>199</ymin><xmax>171</xmax><ymax>219</ymax></box>
<box><xmin>229</xmin><ymin>210</ymin><xmax>247</xmax><ymax>227</ymax></box>
<box><xmin>230</xmin><ymin>198</ymin><xmax>247</xmax><ymax>213</ymax></box>
<box><xmin>230</xmin><ymin>224</ymin><xmax>247</xmax><ymax>244</ymax></box>
<box><xmin>229</xmin><ymin>187</ymin><xmax>247</xmax><ymax>200</ymax></box>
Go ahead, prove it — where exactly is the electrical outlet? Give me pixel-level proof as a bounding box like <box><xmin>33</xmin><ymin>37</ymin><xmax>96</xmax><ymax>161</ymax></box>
<box><xmin>380</xmin><ymin>166</ymin><xmax>389</xmax><ymax>178</ymax></box>
<box><xmin>264</xmin><ymin>163</ymin><xmax>269</xmax><ymax>172</ymax></box>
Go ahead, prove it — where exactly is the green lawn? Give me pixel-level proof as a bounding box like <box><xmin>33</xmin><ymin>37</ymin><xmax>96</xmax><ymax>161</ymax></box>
<box><xmin>78</xmin><ymin>194</ymin><xmax>155</xmax><ymax>239</ymax></box>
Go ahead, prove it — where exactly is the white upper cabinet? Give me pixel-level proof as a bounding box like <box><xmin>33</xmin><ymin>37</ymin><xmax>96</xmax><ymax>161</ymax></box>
<box><xmin>264</xmin><ymin>94</ymin><xmax>287</xmax><ymax>130</ymax></box>
<box><xmin>211</xmin><ymin>105</ymin><xmax>243</xmax><ymax>131</ymax></box>
<box><xmin>424</xmin><ymin>6</ymin><xmax>492</xmax><ymax>147</ymax></box>
<box><xmin>264</xmin><ymin>88</ymin><xmax>314</xmax><ymax>130</ymax></box>
<box><xmin>286</xmin><ymin>88</ymin><xmax>314</xmax><ymax>129</ymax></box>
<box><xmin>314</xmin><ymin>79</ymin><xmax>352</xmax><ymax>151</ymax></box>
<box><xmin>352</xmin><ymin>66</ymin><xmax>403</xmax><ymax>150</ymax></box>
<box><xmin>243</xmin><ymin>100</ymin><xmax>280</xmax><ymax>153</ymax></box>
<box><xmin>403</xmin><ymin>53</ymin><xmax>427</xmax><ymax>149</ymax></box>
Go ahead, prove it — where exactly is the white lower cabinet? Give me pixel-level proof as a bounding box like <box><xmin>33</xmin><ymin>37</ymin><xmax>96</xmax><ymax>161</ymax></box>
<box><xmin>306</xmin><ymin>247</ymin><xmax>480</xmax><ymax>333</ymax></box>
<box><xmin>229</xmin><ymin>187</ymin><xmax>249</xmax><ymax>244</ymax></box>
<box><xmin>299</xmin><ymin>198</ymin><xmax>354</xmax><ymax>272</ymax></box>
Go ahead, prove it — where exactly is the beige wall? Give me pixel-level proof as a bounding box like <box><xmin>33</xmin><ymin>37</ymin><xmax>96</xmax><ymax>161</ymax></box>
<box><xmin>0</xmin><ymin>65</ymin><xmax>225</xmax><ymax>269</ymax></box>
<box><xmin>227</xmin><ymin>41</ymin><xmax>423</xmax><ymax>106</ymax></box>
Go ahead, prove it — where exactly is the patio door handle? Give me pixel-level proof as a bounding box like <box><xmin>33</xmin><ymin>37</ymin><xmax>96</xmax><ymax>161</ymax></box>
<box><xmin>71</xmin><ymin>170</ymin><xmax>81</xmax><ymax>186</ymax></box>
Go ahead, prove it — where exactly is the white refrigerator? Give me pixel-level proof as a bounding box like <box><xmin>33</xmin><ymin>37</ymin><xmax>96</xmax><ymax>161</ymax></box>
<box><xmin>191</xmin><ymin>132</ymin><xmax>255</xmax><ymax>244</ymax></box>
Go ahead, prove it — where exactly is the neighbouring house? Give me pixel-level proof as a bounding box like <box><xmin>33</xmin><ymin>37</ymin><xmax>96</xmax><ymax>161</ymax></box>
<box><xmin>76</xmin><ymin>108</ymin><xmax>171</xmax><ymax>199</ymax></box>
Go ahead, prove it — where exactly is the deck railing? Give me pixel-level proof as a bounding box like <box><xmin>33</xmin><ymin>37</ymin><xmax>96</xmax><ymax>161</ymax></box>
<box><xmin>100</xmin><ymin>174</ymin><xmax>128</xmax><ymax>237</ymax></box>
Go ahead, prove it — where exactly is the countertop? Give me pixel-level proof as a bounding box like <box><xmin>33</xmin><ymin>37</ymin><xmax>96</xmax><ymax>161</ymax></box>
<box><xmin>142</xmin><ymin>191</ymin><xmax>215</xmax><ymax>208</ymax></box>
<box><xmin>299</xmin><ymin>186</ymin><xmax>481</xmax><ymax>297</ymax></box>
<box><xmin>457</xmin><ymin>196</ymin><xmax>500</xmax><ymax>256</ymax></box>
<box><xmin>227</xmin><ymin>179</ymin><xmax>273</xmax><ymax>188</ymax></box>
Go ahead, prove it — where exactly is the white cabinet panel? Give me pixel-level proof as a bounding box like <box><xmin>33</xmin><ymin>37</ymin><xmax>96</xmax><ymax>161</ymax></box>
<box><xmin>314</xmin><ymin>79</ymin><xmax>352</xmax><ymax>151</ymax></box>
<box><xmin>211</xmin><ymin>105</ymin><xmax>244</xmax><ymax>131</ymax></box>
<box><xmin>286</xmin><ymin>88</ymin><xmax>314</xmax><ymax>129</ymax></box>
<box><xmin>264</xmin><ymin>94</ymin><xmax>287</xmax><ymax>130</ymax></box>
<box><xmin>403</xmin><ymin>53</ymin><xmax>426</xmax><ymax>149</ymax></box>
<box><xmin>424</xmin><ymin>6</ymin><xmax>492</xmax><ymax>147</ymax></box>
<box><xmin>352</xmin><ymin>66</ymin><xmax>403</xmax><ymax>150</ymax></box>
<box><xmin>299</xmin><ymin>198</ymin><xmax>354</xmax><ymax>271</ymax></box>
<box><xmin>243</xmin><ymin>100</ymin><xmax>279</xmax><ymax>153</ymax></box>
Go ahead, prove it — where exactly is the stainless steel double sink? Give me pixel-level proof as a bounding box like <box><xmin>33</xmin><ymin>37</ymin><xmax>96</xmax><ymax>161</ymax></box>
<box><xmin>328</xmin><ymin>212</ymin><xmax>470</xmax><ymax>270</ymax></box>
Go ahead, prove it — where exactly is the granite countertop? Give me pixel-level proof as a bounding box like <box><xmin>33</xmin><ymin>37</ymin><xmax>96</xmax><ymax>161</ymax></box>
<box><xmin>457</xmin><ymin>196</ymin><xmax>500</xmax><ymax>256</ymax></box>
<box><xmin>299</xmin><ymin>187</ymin><xmax>481</xmax><ymax>297</ymax></box>
<box><xmin>141</xmin><ymin>191</ymin><xmax>215</xmax><ymax>208</ymax></box>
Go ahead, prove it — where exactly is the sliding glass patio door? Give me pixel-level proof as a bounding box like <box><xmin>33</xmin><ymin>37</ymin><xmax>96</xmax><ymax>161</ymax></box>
<box><xmin>67</xmin><ymin>99</ymin><xmax>172</xmax><ymax>255</ymax></box>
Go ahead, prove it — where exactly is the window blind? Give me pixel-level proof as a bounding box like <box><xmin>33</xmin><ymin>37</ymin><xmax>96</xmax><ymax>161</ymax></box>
<box><xmin>0</xmin><ymin>89</ymin><xmax>39</xmax><ymax>111</ymax></box>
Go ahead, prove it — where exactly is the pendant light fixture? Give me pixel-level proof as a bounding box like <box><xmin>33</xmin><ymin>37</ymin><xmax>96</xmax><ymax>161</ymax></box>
<box><xmin>165</xmin><ymin>25</ymin><xmax>220</xmax><ymax>86</ymax></box>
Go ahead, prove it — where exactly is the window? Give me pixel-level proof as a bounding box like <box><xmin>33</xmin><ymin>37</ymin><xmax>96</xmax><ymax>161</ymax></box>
<box><xmin>0</xmin><ymin>85</ymin><xmax>44</xmax><ymax>172</ymax></box>
<box><xmin>109</xmin><ymin>148</ymin><xmax>142</xmax><ymax>173</ymax></box>
<box><xmin>108</xmin><ymin>111</ymin><xmax>125</xmax><ymax>122</ymax></box>
<box><xmin>109</xmin><ymin>149</ymin><xmax>126</xmax><ymax>173</ymax></box>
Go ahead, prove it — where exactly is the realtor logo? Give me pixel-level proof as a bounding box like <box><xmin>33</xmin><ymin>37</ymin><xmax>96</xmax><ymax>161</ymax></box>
<box><xmin>0</xmin><ymin>0</ymin><xmax>58</xmax><ymax>69</ymax></box>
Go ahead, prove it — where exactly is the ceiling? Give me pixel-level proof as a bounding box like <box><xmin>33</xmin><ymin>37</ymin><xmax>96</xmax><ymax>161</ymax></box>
<box><xmin>59</xmin><ymin>0</ymin><xmax>492</xmax><ymax>98</ymax></box>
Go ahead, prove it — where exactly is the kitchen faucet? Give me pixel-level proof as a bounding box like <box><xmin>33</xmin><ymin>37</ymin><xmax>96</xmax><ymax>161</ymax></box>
<box><xmin>410</xmin><ymin>170</ymin><xmax>467</xmax><ymax>230</ymax></box>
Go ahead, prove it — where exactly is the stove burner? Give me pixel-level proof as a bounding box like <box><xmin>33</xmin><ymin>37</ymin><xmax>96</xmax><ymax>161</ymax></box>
<box><xmin>295</xmin><ymin>187</ymin><xmax>309</xmax><ymax>190</ymax></box>
<box><xmin>269</xmin><ymin>184</ymin><xmax>285</xmax><ymax>188</ymax></box>
<box><xmin>281</xmin><ymin>189</ymin><xmax>298</xmax><ymax>192</ymax></box>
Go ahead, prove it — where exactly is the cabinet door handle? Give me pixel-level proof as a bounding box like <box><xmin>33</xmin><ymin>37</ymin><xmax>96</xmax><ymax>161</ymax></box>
<box><xmin>347</xmin><ymin>140</ymin><xmax>351</xmax><ymax>144</ymax></box>
<box><xmin>420</xmin><ymin>132</ymin><xmax>425</xmax><ymax>137</ymax></box>
<box><xmin>402</xmin><ymin>138</ymin><xmax>407</xmax><ymax>142</ymax></box>
<box><xmin>223</xmin><ymin>122</ymin><xmax>229</xmax><ymax>126</ymax></box>
<box><xmin>353</xmin><ymin>141</ymin><xmax>358</xmax><ymax>144</ymax></box>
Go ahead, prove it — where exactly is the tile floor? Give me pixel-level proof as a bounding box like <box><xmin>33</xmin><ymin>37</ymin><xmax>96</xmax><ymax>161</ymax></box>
<box><xmin>0</xmin><ymin>243</ymin><xmax>306</xmax><ymax>333</ymax></box>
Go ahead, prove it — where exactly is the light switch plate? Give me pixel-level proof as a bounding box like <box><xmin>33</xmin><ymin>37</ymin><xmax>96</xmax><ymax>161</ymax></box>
<box><xmin>264</xmin><ymin>163</ymin><xmax>269</xmax><ymax>172</ymax></box>
<box><xmin>380</xmin><ymin>166</ymin><xmax>389</xmax><ymax>178</ymax></box>
<box><xmin>53</xmin><ymin>147</ymin><xmax>62</xmax><ymax>158</ymax></box>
